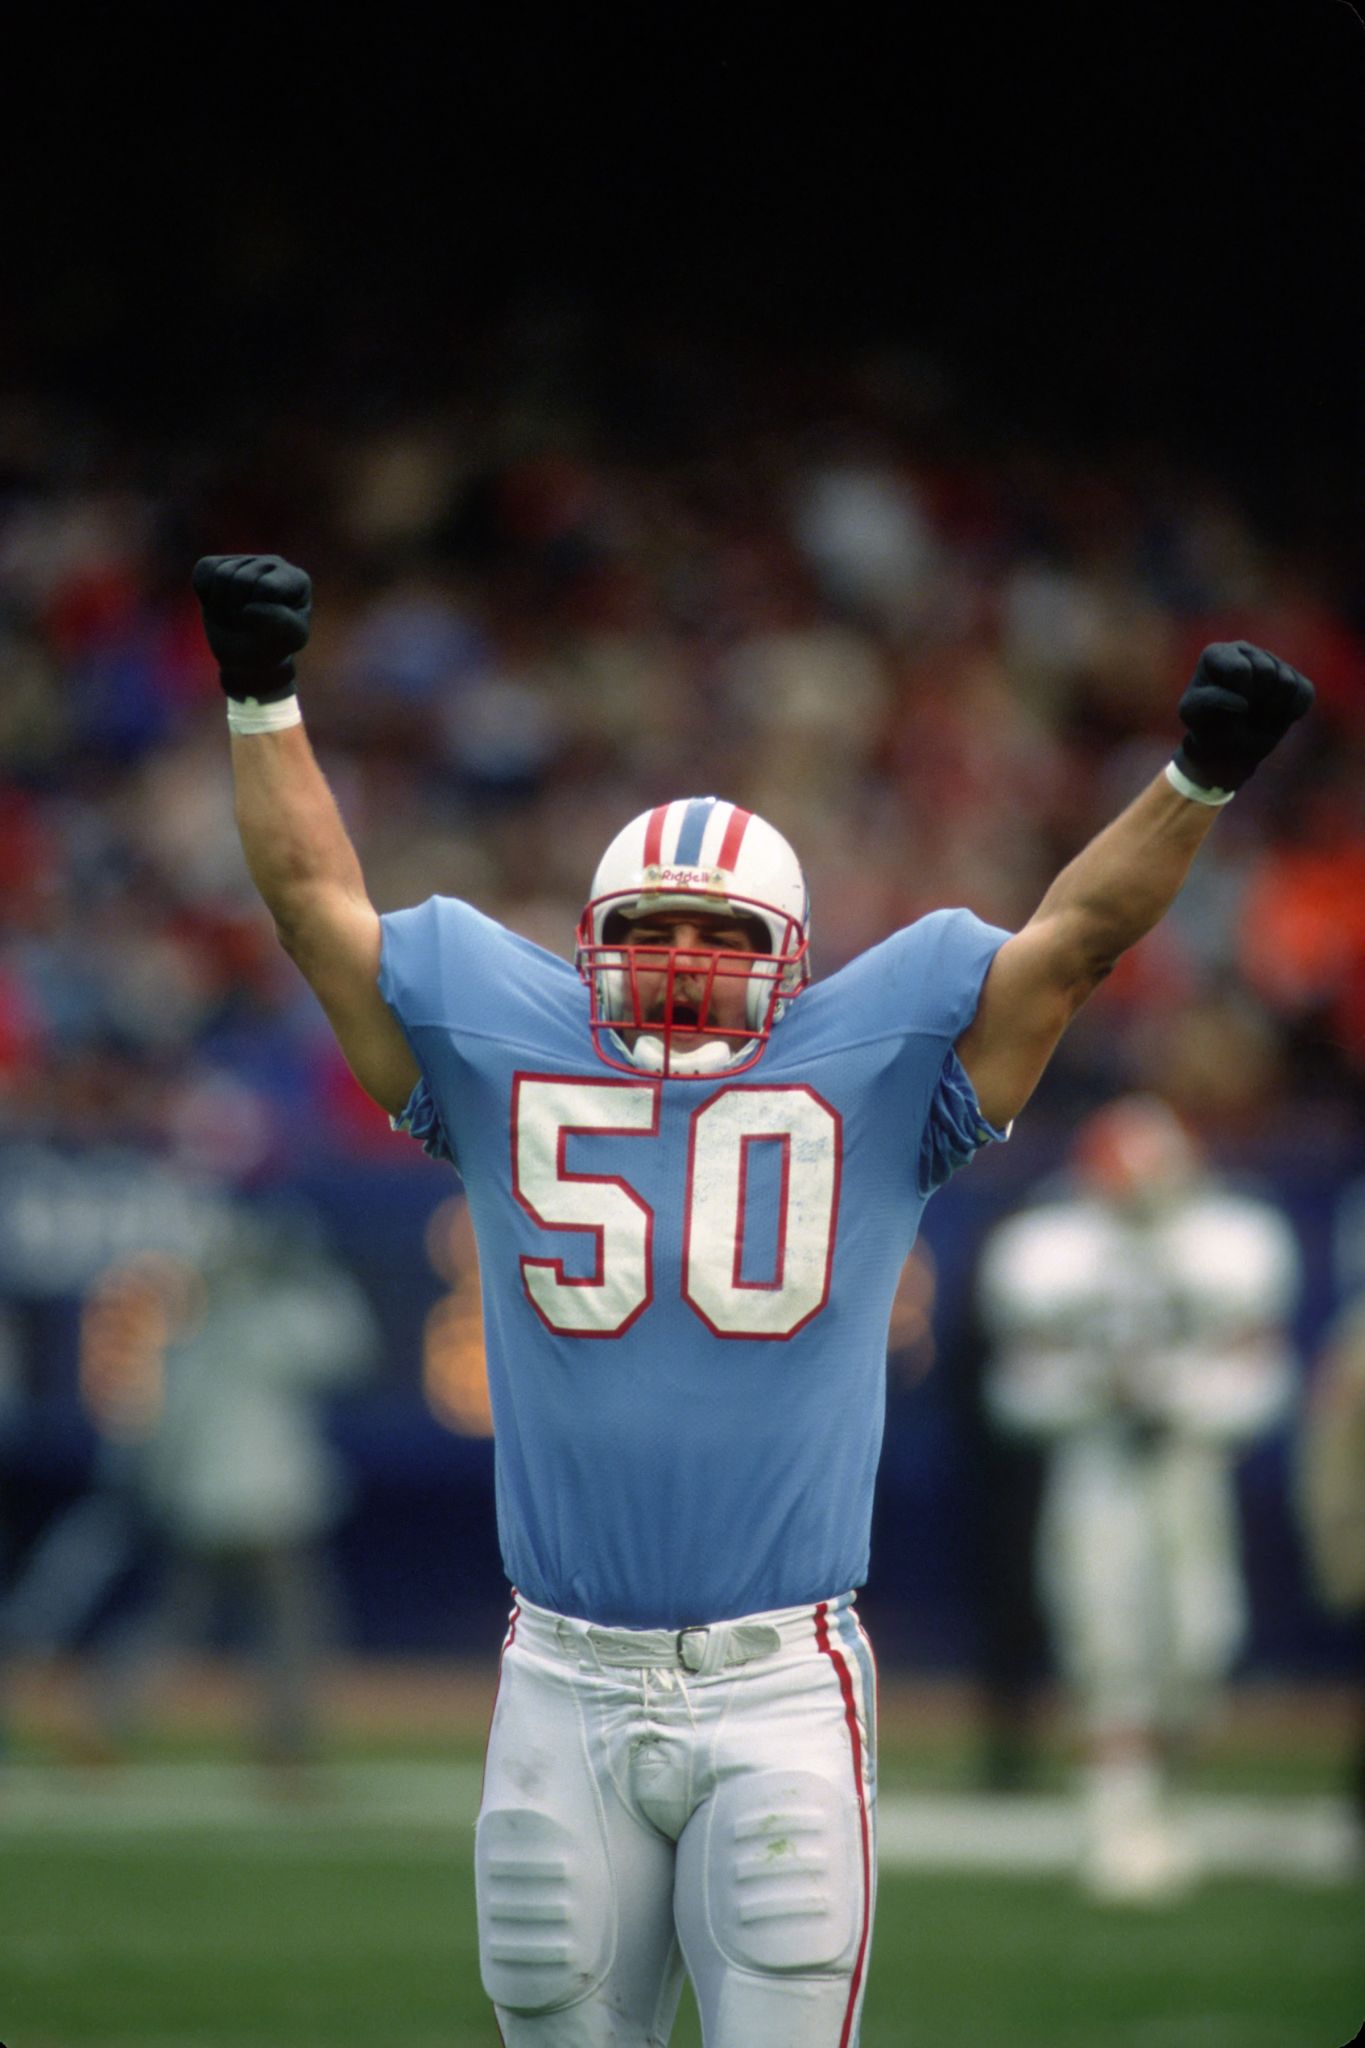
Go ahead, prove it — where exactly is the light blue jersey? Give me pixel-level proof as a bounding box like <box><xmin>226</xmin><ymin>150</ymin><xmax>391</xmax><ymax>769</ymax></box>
<box><xmin>379</xmin><ymin>898</ymin><xmax>1009</xmax><ymax>1626</ymax></box>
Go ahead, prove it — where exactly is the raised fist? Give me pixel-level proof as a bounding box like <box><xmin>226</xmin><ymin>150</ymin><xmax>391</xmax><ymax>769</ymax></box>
<box><xmin>193</xmin><ymin>554</ymin><xmax>312</xmax><ymax>703</ymax></box>
<box><xmin>1174</xmin><ymin>642</ymin><xmax>1314</xmax><ymax>795</ymax></box>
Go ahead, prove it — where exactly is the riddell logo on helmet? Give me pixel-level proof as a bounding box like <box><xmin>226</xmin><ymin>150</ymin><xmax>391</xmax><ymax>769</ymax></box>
<box><xmin>641</xmin><ymin>866</ymin><xmax>726</xmax><ymax>891</ymax></box>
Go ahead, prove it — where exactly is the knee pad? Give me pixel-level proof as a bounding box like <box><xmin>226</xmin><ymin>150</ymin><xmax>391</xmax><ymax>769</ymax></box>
<box><xmin>475</xmin><ymin>1807</ymin><xmax>613</xmax><ymax>2015</ymax></box>
<box><xmin>703</xmin><ymin>1769</ymin><xmax>863</xmax><ymax>1976</ymax></box>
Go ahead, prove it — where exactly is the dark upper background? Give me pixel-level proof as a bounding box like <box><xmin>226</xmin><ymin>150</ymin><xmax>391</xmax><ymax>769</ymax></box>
<box><xmin>2</xmin><ymin>1</ymin><xmax>1361</xmax><ymax>543</ymax></box>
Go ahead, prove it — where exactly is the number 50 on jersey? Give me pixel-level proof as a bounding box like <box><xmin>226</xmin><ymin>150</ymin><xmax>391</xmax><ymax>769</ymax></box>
<box><xmin>512</xmin><ymin>1076</ymin><xmax>843</xmax><ymax>1341</ymax></box>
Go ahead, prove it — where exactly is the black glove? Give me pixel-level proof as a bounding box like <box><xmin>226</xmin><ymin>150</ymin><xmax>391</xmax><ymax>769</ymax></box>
<box><xmin>1173</xmin><ymin>641</ymin><xmax>1314</xmax><ymax>795</ymax></box>
<box><xmin>192</xmin><ymin>554</ymin><xmax>312</xmax><ymax>703</ymax></box>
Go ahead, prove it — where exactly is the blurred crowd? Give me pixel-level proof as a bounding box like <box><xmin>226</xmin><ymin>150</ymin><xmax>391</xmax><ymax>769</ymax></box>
<box><xmin>2</xmin><ymin>318</ymin><xmax>1364</xmax><ymax>1173</ymax></box>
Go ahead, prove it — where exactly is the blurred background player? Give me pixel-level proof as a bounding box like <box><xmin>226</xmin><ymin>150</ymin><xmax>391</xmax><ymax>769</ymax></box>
<box><xmin>978</xmin><ymin>1094</ymin><xmax>1301</xmax><ymax>1900</ymax></box>
<box><xmin>1297</xmin><ymin>1292</ymin><xmax>1365</xmax><ymax>1867</ymax></box>
<box><xmin>0</xmin><ymin>1203</ymin><xmax>378</xmax><ymax>1783</ymax></box>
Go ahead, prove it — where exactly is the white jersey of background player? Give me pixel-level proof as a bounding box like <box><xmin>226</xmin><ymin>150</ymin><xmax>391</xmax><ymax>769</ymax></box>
<box><xmin>197</xmin><ymin>551</ymin><xmax>1312</xmax><ymax>2045</ymax></box>
<box><xmin>979</xmin><ymin>1095</ymin><xmax>1300</xmax><ymax>1900</ymax></box>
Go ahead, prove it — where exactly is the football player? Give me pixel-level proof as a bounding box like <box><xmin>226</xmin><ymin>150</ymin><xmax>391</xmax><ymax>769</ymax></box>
<box><xmin>979</xmin><ymin>1096</ymin><xmax>1301</xmax><ymax>1900</ymax></box>
<box><xmin>195</xmin><ymin>552</ymin><xmax>1312</xmax><ymax>2044</ymax></box>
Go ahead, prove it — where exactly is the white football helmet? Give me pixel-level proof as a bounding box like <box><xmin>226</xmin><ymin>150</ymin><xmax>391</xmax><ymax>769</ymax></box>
<box><xmin>1072</xmin><ymin>1095</ymin><xmax>1203</xmax><ymax>1214</ymax></box>
<box><xmin>575</xmin><ymin>797</ymin><xmax>811</xmax><ymax>1078</ymax></box>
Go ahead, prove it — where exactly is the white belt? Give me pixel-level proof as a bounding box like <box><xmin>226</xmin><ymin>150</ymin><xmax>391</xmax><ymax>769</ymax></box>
<box><xmin>582</xmin><ymin>1619</ymin><xmax>782</xmax><ymax>1675</ymax></box>
<box><xmin>512</xmin><ymin>1592</ymin><xmax>854</xmax><ymax>1678</ymax></box>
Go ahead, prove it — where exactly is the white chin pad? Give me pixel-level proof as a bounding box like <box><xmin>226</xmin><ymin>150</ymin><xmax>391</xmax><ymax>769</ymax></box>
<box><xmin>628</xmin><ymin>1033</ymin><xmax>740</xmax><ymax>1075</ymax></box>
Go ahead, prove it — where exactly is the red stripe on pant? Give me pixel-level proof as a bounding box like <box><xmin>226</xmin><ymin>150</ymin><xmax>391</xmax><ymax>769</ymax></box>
<box><xmin>480</xmin><ymin>1594</ymin><xmax>520</xmax><ymax>1809</ymax></box>
<box><xmin>814</xmin><ymin>1600</ymin><xmax>872</xmax><ymax>2048</ymax></box>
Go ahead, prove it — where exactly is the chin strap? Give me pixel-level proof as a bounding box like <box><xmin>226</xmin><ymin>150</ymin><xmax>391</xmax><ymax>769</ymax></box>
<box><xmin>620</xmin><ymin>1033</ymin><xmax>744</xmax><ymax>1076</ymax></box>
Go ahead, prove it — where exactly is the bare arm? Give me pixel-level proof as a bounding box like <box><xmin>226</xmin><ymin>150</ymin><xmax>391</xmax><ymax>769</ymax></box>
<box><xmin>231</xmin><ymin>722</ymin><xmax>420</xmax><ymax>1117</ymax></box>
<box><xmin>955</xmin><ymin>775</ymin><xmax>1219</xmax><ymax>1128</ymax></box>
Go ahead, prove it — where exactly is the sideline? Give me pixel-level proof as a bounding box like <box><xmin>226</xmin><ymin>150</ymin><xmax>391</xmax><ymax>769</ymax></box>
<box><xmin>0</xmin><ymin>1761</ymin><xmax>1358</xmax><ymax>1882</ymax></box>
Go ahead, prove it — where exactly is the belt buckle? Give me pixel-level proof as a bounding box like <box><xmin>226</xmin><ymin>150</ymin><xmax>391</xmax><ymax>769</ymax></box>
<box><xmin>675</xmin><ymin>1625</ymin><xmax>708</xmax><ymax>1672</ymax></box>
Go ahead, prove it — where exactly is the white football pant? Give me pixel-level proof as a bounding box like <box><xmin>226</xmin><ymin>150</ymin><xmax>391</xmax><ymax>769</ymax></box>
<box><xmin>477</xmin><ymin>1591</ymin><xmax>878</xmax><ymax>2046</ymax></box>
<box><xmin>1038</xmin><ymin>1431</ymin><xmax>1248</xmax><ymax>1738</ymax></box>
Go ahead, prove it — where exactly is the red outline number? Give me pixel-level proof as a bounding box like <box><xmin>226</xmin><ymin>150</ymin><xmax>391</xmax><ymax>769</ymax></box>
<box><xmin>512</xmin><ymin>1074</ymin><xmax>660</xmax><ymax>1337</ymax></box>
<box><xmin>684</xmin><ymin>1085</ymin><xmax>842</xmax><ymax>1338</ymax></box>
<box><xmin>511</xmin><ymin>1077</ymin><xmax>841</xmax><ymax>1342</ymax></box>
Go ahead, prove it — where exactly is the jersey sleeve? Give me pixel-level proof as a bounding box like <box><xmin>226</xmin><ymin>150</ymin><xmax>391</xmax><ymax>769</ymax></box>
<box><xmin>897</xmin><ymin>908</ymin><xmax>1013</xmax><ymax>1193</ymax></box>
<box><xmin>377</xmin><ymin>898</ymin><xmax>466</xmax><ymax>1168</ymax></box>
<box><xmin>377</xmin><ymin>896</ymin><xmax>477</xmax><ymax>1031</ymax></box>
<box><xmin>917</xmin><ymin>1046</ymin><xmax>1011</xmax><ymax>1194</ymax></box>
<box><xmin>377</xmin><ymin>895</ymin><xmax>542</xmax><ymax>1172</ymax></box>
<box><xmin>905</xmin><ymin>907</ymin><xmax>1015</xmax><ymax>1042</ymax></box>
<box><xmin>811</xmin><ymin>906</ymin><xmax>1012</xmax><ymax>1191</ymax></box>
<box><xmin>390</xmin><ymin>1074</ymin><xmax>458</xmax><ymax>1167</ymax></box>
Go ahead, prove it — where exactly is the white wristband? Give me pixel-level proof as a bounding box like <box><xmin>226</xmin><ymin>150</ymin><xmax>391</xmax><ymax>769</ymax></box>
<box><xmin>226</xmin><ymin>694</ymin><xmax>303</xmax><ymax>736</ymax></box>
<box><xmin>1165</xmin><ymin>758</ymin><xmax>1234</xmax><ymax>806</ymax></box>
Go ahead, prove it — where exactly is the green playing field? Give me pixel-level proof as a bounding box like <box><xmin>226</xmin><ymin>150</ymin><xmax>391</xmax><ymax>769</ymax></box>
<box><xmin>0</xmin><ymin>1746</ymin><xmax>1360</xmax><ymax>2048</ymax></box>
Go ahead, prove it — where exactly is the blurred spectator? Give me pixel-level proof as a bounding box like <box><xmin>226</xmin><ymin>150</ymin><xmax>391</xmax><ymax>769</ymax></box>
<box><xmin>977</xmin><ymin>1096</ymin><xmax>1301</xmax><ymax>1901</ymax></box>
<box><xmin>790</xmin><ymin>441</ymin><xmax>941</xmax><ymax>634</ymax></box>
<box><xmin>1237</xmin><ymin>781</ymin><xmax>1365</xmax><ymax>1085</ymax></box>
<box><xmin>0</xmin><ymin>1203</ymin><xmax>378</xmax><ymax>1782</ymax></box>
<box><xmin>1297</xmin><ymin>1296</ymin><xmax>1365</xmax><ymax>1860</ymax></box>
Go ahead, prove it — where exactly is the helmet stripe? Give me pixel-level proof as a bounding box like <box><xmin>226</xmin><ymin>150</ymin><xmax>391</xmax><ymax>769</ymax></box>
<box><xmin>642</xmin><ymin>804</ymin><xmax>670</xmax><ymax>868</ymax></box>
<box><xmin>672</xmin><ymin>796</ymin><xmax>716</xmax><ymax>866</ymax></box>
<box><xmin>715</xmin><ymin>804</ymin><xmax>752</xmax><ymax>871</ymax></box>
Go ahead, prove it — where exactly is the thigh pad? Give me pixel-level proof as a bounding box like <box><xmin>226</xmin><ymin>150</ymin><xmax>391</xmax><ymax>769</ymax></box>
<box><xmin>702</xmin><ymin>1769</ymin><xmax>861</xmax><ymax>1976</ymax></box>
<box><xmin>475</xmin><ymin>1807</ymin><xmax>613</xmax><ymax>2015</ymax></box>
